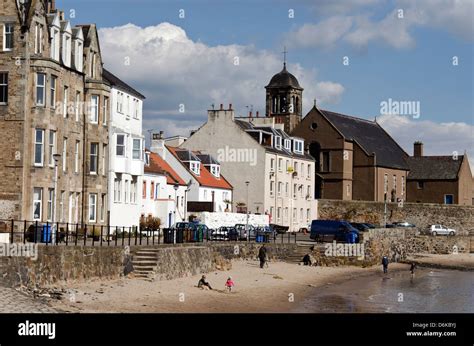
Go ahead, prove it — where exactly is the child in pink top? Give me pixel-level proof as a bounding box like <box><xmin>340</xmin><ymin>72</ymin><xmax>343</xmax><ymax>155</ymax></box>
<box><xmin>225</xmin><ymin>277</ymin><xmax>234</xmax><ymax>292</ymax></box>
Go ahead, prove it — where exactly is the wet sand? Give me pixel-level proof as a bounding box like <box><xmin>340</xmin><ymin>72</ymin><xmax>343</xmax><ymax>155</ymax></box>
<box><xmin>49</xmin><ymin>260</ymin><xmax>408</xmax><ymax>313</ymax></box>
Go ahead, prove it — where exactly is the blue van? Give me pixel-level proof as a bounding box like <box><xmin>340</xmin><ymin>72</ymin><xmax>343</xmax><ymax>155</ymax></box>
<box><xmin>310</xmin><ymin>220</ymin><xmax>359</xmax><ymax>243</ymax></box>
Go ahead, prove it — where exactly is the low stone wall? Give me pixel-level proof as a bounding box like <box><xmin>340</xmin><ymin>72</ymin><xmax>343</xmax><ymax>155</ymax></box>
<box><xmin>317</xmin><ymin>199</ymin><xmax>474</xmax><ymax>235</ymax></box>
<box><xmin>0</xmin><ymin>246</ymin><xmax>126</xmax><ymax>289</ymax></box>
<box><xmin>0</xmin><ymin>242</ymin><xmax>297</xmax><ymax>288</ymax></box>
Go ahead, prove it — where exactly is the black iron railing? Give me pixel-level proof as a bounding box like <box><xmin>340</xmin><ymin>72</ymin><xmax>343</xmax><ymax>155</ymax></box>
<box><xmin>0</xmin><ymin>219</ymin><xmax>297</xmax><ymax>246</ymax></box>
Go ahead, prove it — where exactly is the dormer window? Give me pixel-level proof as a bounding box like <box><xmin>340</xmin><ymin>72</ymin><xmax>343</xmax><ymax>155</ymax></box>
<box><xmin>74</xmin><ymin>40</ymin><xmax>83</xmax><ymax>71</ymax></box>
<box><xmin>190</xmin><ymin>161</ymin><xmax>200</xmax><ymax>175</ymax></box>
<box><xmin>210</xmin><ymin>164</ymin><xmax>220</xmax><ymax>178</ymax></box>
<box><xmin>293</xmin><ymin>139</ymin><xmax>304</xmax><ymax>155</ymax></box>
<box><xmin>50</xmin><ymin>28</ymin><xmax>60</xmax><ymax>61</ymax></box>
<box><xmin>274</xmin><ymin>136</ymin><xmax>282</xmax><ymax>150</ymax></box>
<box><xmin>62</xmin><ymin>33</ymin><xmax>71</xmax><ymax>67</ymax></box>
<box><xmin>284</xmin><ymin>139</ymin><xmax>291</xmax><ymax>151</ymax></box>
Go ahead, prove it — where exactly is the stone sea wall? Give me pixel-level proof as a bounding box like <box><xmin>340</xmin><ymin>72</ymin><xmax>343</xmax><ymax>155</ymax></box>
<box><xmin>317</xmin><ymin>199</ymin><xmax>474</xmax><ymax>235</ymax></box>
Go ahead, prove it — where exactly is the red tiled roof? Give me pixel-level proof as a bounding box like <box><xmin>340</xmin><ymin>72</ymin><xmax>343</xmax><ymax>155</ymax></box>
<box><xmin>167</xmin><ymin>146</ymin><xmax>233</xmax><ymax>190</ymax></box>
<box><xmin>144</xmin><ymin>151</ymin><xmax>187</xmax><ymax>186</ymax></box>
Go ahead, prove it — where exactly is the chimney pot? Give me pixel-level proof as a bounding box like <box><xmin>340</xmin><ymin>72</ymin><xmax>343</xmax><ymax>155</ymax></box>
<box><xmin>249</xmin><ymin>111</ymin><xmax>253</xmax><ymax>118</ymax></box>
<box><xmin>220</xmin><ymin>104</ymin><xmax>223</xmax><ymax>110</ymax></box>
<box><xmin>256</xmin><ymin>111</ymin><xmax>259</xmax><ymax>117</ymax></box>
<box><xmin>229</xmin><ymin>103</ymin><xmax>232</xmax><ymax>110</ymax></box>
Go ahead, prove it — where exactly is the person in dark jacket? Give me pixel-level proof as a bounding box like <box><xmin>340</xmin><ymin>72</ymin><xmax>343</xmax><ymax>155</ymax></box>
<box><xmin>258</xmin><ymin>245</ymin><xmax>267</xmax><ymax>268</ymax></box>
<box><xmin>382</xmin><ymin>256</ymin><xmax>389</xmax><ymax>273</ymax></box>
<box><xmin>303</xmin><ymin>254</ymin><xmax>312</xmax><ymax>266</ymax></box>
<box><xmin>198</xmin><ymin>275</ymin><xmax>213</xmax><ymax>290</ymax></box>
<box><xmin>410</xmin><ymin>262</ymin><xmax>416</xmax><ymax>278</ymax></box>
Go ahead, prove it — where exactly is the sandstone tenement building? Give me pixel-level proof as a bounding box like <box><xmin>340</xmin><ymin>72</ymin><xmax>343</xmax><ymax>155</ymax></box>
<box><xmin>0</xmin><ymin>0</ymin><xmax>110</xmax><ymax>224</ymax></box>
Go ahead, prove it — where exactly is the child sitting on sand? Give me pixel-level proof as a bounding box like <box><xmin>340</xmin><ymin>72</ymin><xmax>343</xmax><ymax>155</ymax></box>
<box><xmin>225</xmin><ymin>277</ymin><xmax>234</xmax><ymax>292</ymax></box>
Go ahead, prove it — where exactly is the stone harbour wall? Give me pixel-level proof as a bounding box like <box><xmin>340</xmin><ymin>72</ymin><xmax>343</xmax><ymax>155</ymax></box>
<box><xmin>317</xmin><ymin>199</ymin><xmax>474</xmax><ymax>235</ymax></box>
<box><xmin>0</xmin><ymin>242</ymin><xmax>298</xmax><ymax>288</ymax></box>
<box><xmin>0</xmin><ymin>246</ymin><xmax>126</xmax><ymax>289</ymax></box>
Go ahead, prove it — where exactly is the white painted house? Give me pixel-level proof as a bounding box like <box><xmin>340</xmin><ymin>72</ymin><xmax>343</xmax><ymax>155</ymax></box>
<box><xmin>142</xmin><ymin>149</ymin><xmax>188</xmax><ymax>228</ymax></box>
<box><xmin>149</xmin><ymin>133</ymin><xmax>233</xmax><ymax>215</ymax></box>
<box><xmin>103</xmin><ymin>69</ymin><xmax>145</xmax><ymax>229</ymax></box>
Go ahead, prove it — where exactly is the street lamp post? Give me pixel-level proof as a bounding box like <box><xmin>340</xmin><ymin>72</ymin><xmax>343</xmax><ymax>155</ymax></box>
<box><xmin>173</xmin><ymin>183</ymin><xmax>179</xmax><ymax>244</ymax></box>
<box><xmin>245</xmin><ymin>181</ymin><xmax>250</xmax><ymax>238</ymax></box>
<box><xmin>52</xmin><ymin>154</ymin><xmax>61</xmax><ymax>243</ymax></box>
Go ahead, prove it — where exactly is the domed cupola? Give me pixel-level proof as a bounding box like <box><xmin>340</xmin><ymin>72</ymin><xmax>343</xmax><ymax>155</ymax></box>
<box><xmin>266</xmin><ymin>63</ymin><xmax>303</xmax><ymax>90</ymax></box>
<box><xmin>265</xmin><ymin>61</ymin><xmax>304</xmax><ymax>134</ymax></box>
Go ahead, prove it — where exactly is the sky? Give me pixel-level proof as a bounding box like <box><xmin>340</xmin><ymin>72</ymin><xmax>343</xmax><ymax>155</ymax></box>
<box><xmin>60</xmin><ymin>0</ymin><xmax>473</xmax><ymax>166</ymax></box>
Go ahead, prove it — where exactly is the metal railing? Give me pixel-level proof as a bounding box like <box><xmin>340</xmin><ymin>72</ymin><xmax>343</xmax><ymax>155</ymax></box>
<box><xmin>0</xmin><ymin>219</ymin><xmax>297</xmax><ymax>246</ymax></box>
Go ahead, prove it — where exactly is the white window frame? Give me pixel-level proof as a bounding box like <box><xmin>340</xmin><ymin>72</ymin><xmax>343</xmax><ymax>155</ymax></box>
<box><xmin>63</xmin><ymin>86</ymin><xmax>69</xmax><ymax>118</ymax></box>
<box><xmin>36</xmin><ymin>73</ymin><xmax>46</xmax><ymax>106</ymax></box>
<box><xmin>116</xmin><ymin>134</ymin><xmax>125</xmax><ymax>157</ymax></box>
<box><xmin>132</xmin><ymin>139</ymin><xmax>141</xmax><ymax>160</ymax></box>
<box><xmin>48</xmin><ymin>130</ymin><xmax>56</xmax><ymax>167</ymax></box>
<box><xmin>75</xmin><ymin>91</ymin><xmax>81</xmax><ymax>122</ymax></box>
<box><xmin>293</xmin><ymin>140</ymin><xmax>303</xmax><ymax>154</ymax></box>
<box><xmin>74</xmin><ymin>140</ymin><xmax>80</xmax><ymax>173</ymax></box>
<box><xmin>401</xmin><ymin>176</ymin><xmax>405</xmax><ymax>196</ymax></box>
<box><xmin>190</xmin><ymin>161</ymin><xmax>200</xmax><ymax>175</ymax></box>
<box><xmin>47</xmin><ymin>188</ymin><xmax>54</xmax><ymax>222</ymax></box>
<box><xmin>90</xmin><ymin>95</ymin><xmax>99</xmax><ymax>123</ymax></box>
<box><xmin>62</xmin><ymin>138</ymin><xmax>67</xmax><ymax>172</ymax></box>
<box><xmin>102</xmin><ymin>144</ymin><xmax>107</xmax><ymax>176</ymax></box>
<box><xmin>50</xmin><ymin>76</ymin><xmax>56</xmax><ymax>108</ymax></box>
<box><xmin>51</xmin><ymin>28</ymin><xmax>60</xmax><ymax>61</ymax></box>
<box><xmin>0</xmin><ymin>72</ymin><xmax>7</xmax><ymax>105</ymax></box>
<box><xmin>34</xmin><ymin>129</ymin><xmax>44</xmax><ymax>166</ymax></box>
<box><xmin>90</xmin><ymin>142</ymin><xmax>98</xmax><ymax>174</ymax></box>
<box><xmin>88</xmin><ymin>193</ymin><xmax>97</xmax><ymax>222</ymax></box>
<box><xmin>103</xmin><ymin>96</ymin><xmax>108</xmax><ymax>125</ymax></box>
<box><xmin>33</xmin><ymin>187</ymin><xmax>43</xmax><ymax>221</ymax></box>
<box><xmin>59</xmin><ymin>190</ymin><xmax>65</xmax><ymax>222</ymax></box>
<box><xmin>100</xmin><ymin>194</ymin><xmax>106</xmax><ymax>222</ymax></box>
<box><xmin>275</xmin><ymin>136</ymin><xmax>282</xmax><ymax>149</ymax></box>
<box><xmin>3</xmin><ymin>23</ymin><xmax>14</xmax><ymax>51</ymax></box>
<box><xmin>62</xmin><ymin>33</ymin><xmax>71</xmax><ymax>67</ymax></box>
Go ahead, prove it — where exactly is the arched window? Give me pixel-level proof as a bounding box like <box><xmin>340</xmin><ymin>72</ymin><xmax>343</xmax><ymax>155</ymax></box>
<box><xmin>272</xmin><ymin>97</ymin><xmax>277</xmax><ymax>113</ymax></box>
<box><xmin>291</xmin><ymin>96</ymin><xmax>295</xmax><ymax>113</ymax></box>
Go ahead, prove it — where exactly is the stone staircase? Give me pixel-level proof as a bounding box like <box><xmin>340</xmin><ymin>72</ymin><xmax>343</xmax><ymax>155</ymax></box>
<box><xmin>131</xmin><ymin>248</ymin><xmax>160</xmax><ymax>280</ymax></box>
<box><xmin>284</xmin><ymin>243</ymin><xmax>325</xmax><ymax>264</ymax></box>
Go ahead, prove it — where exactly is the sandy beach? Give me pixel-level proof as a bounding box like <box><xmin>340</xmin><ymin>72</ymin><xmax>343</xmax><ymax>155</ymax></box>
<box><xmin>49</xmin><ymin>259</ymin><xmax>408</xmax><ymax>313</ymax></box>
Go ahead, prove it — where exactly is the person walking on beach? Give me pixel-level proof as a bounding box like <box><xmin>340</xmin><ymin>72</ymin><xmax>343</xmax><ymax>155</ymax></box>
<box><xmin>198</xmin><ymin>275</ymin><xmax>213</xmax><ymax>290</ymax></box>
<box><xmin>410</xmin><ymin>262</ymin><xmax>416</xmax><ymax>278</ymax></box>
<box><xmin>258</xmin><ymin>244</ymin><xmax>267</xmax><ymax>269</ymax></box>
<box><xmin>225</xmin><ymin>276</ymin><xmax>234</xmax><ymax>292</ymax></box>
<box><xmin>382</xmin><ymin>256</ymin><xmax>389</xmax><ymax>274</ymax></box>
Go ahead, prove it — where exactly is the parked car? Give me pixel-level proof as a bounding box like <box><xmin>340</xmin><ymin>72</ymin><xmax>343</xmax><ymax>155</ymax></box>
<box><xmin>310</xmin><ymin>220</ymin><xmax>359</xmax><ymax>243</ymax></box>
<box><xmin>210</xmin><ymin>227</ymin><xmax>231</xmax><ymax>241</ymax></box>
<box><xmin>234</xmin><ymin>224</ymin><xmax>257</xmax><ymax>240</ymax></box>
<box><xmin>428</xmin><ymin>224</ymin><xmax>456</xmax><ymax>236</ymax></box>
<box><xmin>269</xmin><ymin>224</ymin><xmax>289</xmax><ymax>234</ymax></box>
<box><xmin>350</xmin><ymin>222</ymin><xmax>370</xmax><ymax>232</ymax></box>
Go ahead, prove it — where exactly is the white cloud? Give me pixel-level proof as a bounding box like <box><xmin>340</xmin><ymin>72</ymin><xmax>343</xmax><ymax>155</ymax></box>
<box><xmin>99</xmin><ymin>23</ymin><xmax>344</xmax><ymax>137</ymax></box>
<box><xmin>377</xmin><ymin>114</ymin><xmax>474</xmax><ymax>172</ymax></box>
<box><xmin>287</xmin><ymin>0</ymin><xmax>473</xmax><ymax>50</ymax></box>
<box><xmin>285</xmin><ymin>17</ymin><xmax>354</xmax><ymax>49</ymax></box>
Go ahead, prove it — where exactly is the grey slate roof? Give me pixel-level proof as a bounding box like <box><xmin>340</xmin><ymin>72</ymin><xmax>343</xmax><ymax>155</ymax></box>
<box><xmin>196</xmin><ymin>154</ymin><xmax>219</xmax><ymax>165</ymax></box>
<box><xmin>235</xmin><ymin>120</ymin><xmax>314</xmax><ymax>160</ymax></box>
<box><xmin>407</xmin><ymin>156</ymin><xmax>464</xmax><ymax>180</ymax></box>
<box><xmin>320</xmin><ymin>109</ymin><xmax>409</xmax><ymax>170</ymax></box>
<box><xmin>175</xmin><ymin>149</ymin><xmax>200</xmax><ymax>162</ymax></box>
<box><xmin>103</xmin><ymin>68</ymin><xmax>146</xmax><ymax>99</ymax></box>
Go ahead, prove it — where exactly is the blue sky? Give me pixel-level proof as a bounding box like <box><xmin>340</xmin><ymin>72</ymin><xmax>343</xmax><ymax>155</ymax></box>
<box><xmin>59</xmin><ymin>0</ymin><xmax>473</xmax><ymax>161</ymax></box>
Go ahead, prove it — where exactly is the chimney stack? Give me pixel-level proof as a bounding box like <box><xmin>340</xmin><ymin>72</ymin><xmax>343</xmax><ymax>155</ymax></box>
<box><xmin>220</xmin><ymin>104</ymin><xmax>223</xmax><ymax>110</ymax></box>
<box><xmin>413</xmin><ymin>141</ymin><xmax>423</xmax><ymax>157</ymax></box>
<box><xmin>249</xmin><ymin>111</ymin><xmax>253</xmax><ymax>118</ymax></box>
<box><xmin>229</xmin><ymin>103</ymin><xmax>232</xmax><ymax>110</ymax></box>
<box><xmin>256</xmin><ymin>111</ymin><xmax>259</xmax><ymax>118</ymax></box>
<box><xmin>151</xmin><ymin>132</ymin><xmax>166</xmax><ymax>159</ymax></box>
